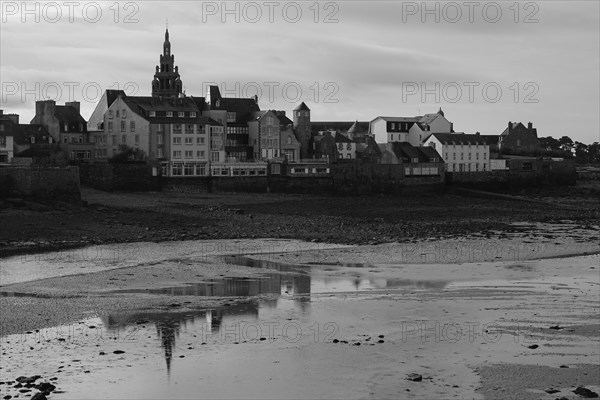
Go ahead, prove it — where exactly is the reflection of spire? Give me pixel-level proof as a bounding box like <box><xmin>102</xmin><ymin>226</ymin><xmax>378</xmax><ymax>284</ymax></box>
<box><xmin>156</xmin><ymin>319</ymin><xmax>181</xmax><ymax>380</ymax></box>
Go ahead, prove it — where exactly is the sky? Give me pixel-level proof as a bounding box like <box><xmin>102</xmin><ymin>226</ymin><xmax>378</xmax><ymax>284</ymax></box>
<box><xmin>1</xmin><ymin>1</ymin><xmax>599</xmax><ymax>144</ymax></box>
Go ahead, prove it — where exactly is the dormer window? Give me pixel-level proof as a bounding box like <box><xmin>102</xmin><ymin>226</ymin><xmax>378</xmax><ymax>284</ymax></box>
<box><xmin>178</xmin><ymin>112</ymin><xmax>184</xmax><ymax>117</ymax></box>
<box><xmin>167</xmin><ymin>111</ymin><xmax>173</xmax><ymax>117</ymax></box>
<box><xmin>190</xmin><ymin>112</ymin><xmax>197</xmax><ymax>117</ymax></box>
<box><xmin>149</xmin><ymin>111</ymin><xmax>156</xmax><ymax>117</ymax></box>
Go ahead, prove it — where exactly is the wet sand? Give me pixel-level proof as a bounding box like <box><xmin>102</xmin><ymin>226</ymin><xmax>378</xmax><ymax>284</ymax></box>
<box><xmin>0</xmin><ymin>236</ymin><xmax>598</xmax><ymax>399</ymax></box>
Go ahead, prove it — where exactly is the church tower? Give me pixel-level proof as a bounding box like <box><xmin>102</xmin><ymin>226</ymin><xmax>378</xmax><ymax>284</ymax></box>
<box><xmin>293</xmin><ymin>102</ymin><xmax>311</xmax><ymax>159</ymax></box>
<box><xmin>152</xmin><ymin>29</ymin><xmax>183</xmax><ymax>97</ymax></box>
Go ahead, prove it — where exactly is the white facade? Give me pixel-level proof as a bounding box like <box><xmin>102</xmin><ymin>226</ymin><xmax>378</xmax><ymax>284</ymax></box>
<box><xmin>426</xmin><ymin>134</ymin><xmax>490</xmax><ymax>172</ymax></box>
<box><xmin>335</xmin><ymin>134</ymin><xmax>356</xmax><ymax>159</ymax></box>
<box><xmin>370</xmin><ymin>112</ymin><xmax>453</xmax><ymax>147</ymax></box>
<box><xmin>168</xmin><ymin>121</ymin><xmax>211</xmax><ymax>177</ymax></box>
<box><xmin>96</xmin><ymin>98</ymin><xmax>150</xmax><ymax>159</ymax></box>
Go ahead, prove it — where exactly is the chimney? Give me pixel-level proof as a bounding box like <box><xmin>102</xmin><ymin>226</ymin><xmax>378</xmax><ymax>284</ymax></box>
<box><xmin>527</xmin><ymin>122</ymin><xmax>533</xmax><ymax>130</ymax></box>
<box><xmin>253</xmin><ymin>95</ymin><xmax>259</xmax><ymax>104</ymax></box>
<box><xmin>36</xmin><ymin>100</ymin><xmax>56</xmax><ymax>119</ymax></box>
<box><xmin>66</xmin><ymin>101</ymin><xmax>80</xmax><ymax>114</ymax></box>
<box><xmin>6</xmin><ymin>114</ymin><xmax>19</xmax><ymax>124</ymax></box>
<box><xmin>475</xmin><ymin>131</ymin><xmax>480</xmax><ymax>135</ymax></box>
<box><xmin>508</xmin><ymin>121</ymin><xmax>512</xmax><ymax>133</ymax></box>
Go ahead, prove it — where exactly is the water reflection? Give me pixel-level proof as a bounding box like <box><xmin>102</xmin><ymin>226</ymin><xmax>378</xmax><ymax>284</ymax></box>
<box><xmin>101</xmin><ymin>303</ymin><xmax>259</xmax><ymax>378</ymax></box>
<box><xmin>99</xmin><ymin>257</ymin><xmax>449</xmax><ymax>378</ymax></box>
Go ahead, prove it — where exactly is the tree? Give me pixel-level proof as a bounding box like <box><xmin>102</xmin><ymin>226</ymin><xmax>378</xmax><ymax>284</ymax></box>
<box><xmin>558</xmin><ymin>136</ymin><xmax>574</xmax><ymax>152</ymax></box>
<box><xmin>109</xmin><ymin>144</ymin><xmax>147</xmax><ymax>163</ymax></box>
<box><xmin>539</xmin><ymin>136</ymin><xmax>560</xmax><ymax>151</ymax></box>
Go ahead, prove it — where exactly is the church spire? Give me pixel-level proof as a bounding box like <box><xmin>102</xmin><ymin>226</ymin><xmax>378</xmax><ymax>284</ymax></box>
<box><xmin>152</xmin><ymin>28</ymin><xmax>182</xmax><ymax>97</ymax></box>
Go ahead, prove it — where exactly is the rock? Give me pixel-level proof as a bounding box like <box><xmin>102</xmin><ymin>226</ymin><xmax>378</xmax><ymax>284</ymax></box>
<box><xmin>113</xmin><ymin>350</ymin><xmax>125</xmax><ymax>354</ymax></box>
<box><xmin>30</xmin><ymin>393</ymin><xmax>47</xmax><ymax>400</ymax></box>
<box><xmin>527</xmin><ymin>344</ymin><xmax>539</xmax><ymax>349</ymax></box>
<box><xmin>15</xmin><ymin>376</ymin><xmax>41</xmax><ymax>384</ymax></box>
<box><xmin>545</xmin><ymin>388</ymin><xmax>561</xmax><ymax>394</ymax></box>
<box><xmin>34</xmin><ymin>382</ymin><xmax>55</xmax><ymax>392</ymax></box>
<box><xmin>559</xmin><ymin>365</ymin><xmax>569</xmax><ymax>368</ymax></box>
<box><xmin>549</xmin><ymin>325</ymin><xmax>563</xmax><ymax>330</ymax></box>
<box><xmin>573</xmin><ymin>386</ymin><xmax>599</xmax><ymax>398</ymax></box>
<box><xmin>407</xmin><ymin>373</ymin><xmax>422</xmax><ymax>382</ymax></box>
<box><xmin>99</xmin><ymin>351</ymin><xmax>106</xmax><ymax>355</ymax></box>
<box><xmin>332</xmin><ymin>339</ymin><xmax>339</xmax><ymax>343</ymax></box>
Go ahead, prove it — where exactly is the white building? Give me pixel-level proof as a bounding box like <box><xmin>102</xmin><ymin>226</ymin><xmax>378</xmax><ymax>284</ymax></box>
<box><xmin>369</xmin><ymin>108</ymin><xmax>453</xmax><ymax>146</ymax></box>
<box><xmin>424</xmin><ymin>132</ymin><xmax>490</xmax><ymax>172</ymax></box>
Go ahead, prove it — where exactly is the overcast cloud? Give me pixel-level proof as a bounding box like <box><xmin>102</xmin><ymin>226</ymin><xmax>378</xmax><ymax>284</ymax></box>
<box><xmin>1</xmin><ymin>1</ymin><xmax>598</xmax><ymax>143</ymax></box>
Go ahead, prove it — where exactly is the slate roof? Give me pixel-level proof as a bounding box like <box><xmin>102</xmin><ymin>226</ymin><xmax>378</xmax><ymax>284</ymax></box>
<box><xmin>419</xmin><ymin>145</ymin><xmax>443</xmax><ymax>161</ymax></box>
<box><xmin>294</xmin><ymin>102</ymin><xmax>310</xmax><ymax>111</ymax></box>
<box><xmin>334</xmin><ymin>132</ymin><xmax>354</xmax><ymax>143</ymax></box>
<box><xmin>312</xmin><ymin>121</ymin><xmax>370</xmax><ymax>133</ymax></box>
<box><xmin>54</xmin><ymin>105</ymin><xmax>86</xmax><ymax>124</ymax></box>
<box><xmin>428</xmin><ymin>132</ymin><xmax>488</xmax><ymax>145</ymax></box>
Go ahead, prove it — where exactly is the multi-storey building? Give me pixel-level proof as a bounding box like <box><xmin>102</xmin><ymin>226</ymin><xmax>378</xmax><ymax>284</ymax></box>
<box><xmin>424</xmin><ymin>132</ymin><xmax>489</xmax><ymax>172</ymax></box>
<box><xmin>31</xmin><ymin>100</ymin><xmax>94</xmax><ymax>162</ymax></box>
<box><xmin>369</xmin><ymin>109</ymin><xmax>453</xmax><ymax>146</ymax></box>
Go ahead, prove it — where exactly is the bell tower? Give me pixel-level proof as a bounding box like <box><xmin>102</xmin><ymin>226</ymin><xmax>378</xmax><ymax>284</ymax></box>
<box><xmin>152</xmin><ymin>28</ymin><xmax>183</xmax><ymax>97</ymax></box>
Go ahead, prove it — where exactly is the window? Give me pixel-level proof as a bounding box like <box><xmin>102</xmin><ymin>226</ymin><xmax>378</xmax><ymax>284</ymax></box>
<box><xmin>78</xmin><ymin>136</ymin><xmax>83</xmax><ymax>143</ymax></box>
<box><xmin>158</xmin><ymin>135</ymin><xmax>164</xmax><ymax>144</ymax></box>
<box><xmin>185</xmin><ymin>137</ymin><xmax>193</xmax><ymax>145</ymax></box>
<box><xmin>195</xmin><ymin>164</ymin><xmax>205</xmax><ymax>176</ymax></box>
<box><xmin>173</xmin><ymin>150</ymin><xmax>182</xmax><ymax>158</ymax></box>
<box><xmin>178</xmin><ymin>112</ymin><xmax>184</xmax><ymax>117</ymax></box>
<box><xmin>184</xmin><ymin>164</ymin><xmax>194</xmax><ymax>175</ymax></box>
<box><xmin>173</xmin><ymin>137</ymin><xmax>181</xmax><ymax>144</ymax></box>
<box><xmin>166</xmin><ymin>111</ymin><xmax>173</xmax><ymax>117</ymax></box>
<box><xmin>211</xmin><ymin>152</ymin><xmax>220</xmax><ymax>162</ymax></box>
<box><xmin>157</xmin><ymin>148</ymin><xmax>164</xmax><ymax>158</ymax></box>
<box><xmin>185</xmin><ymin>124</ymin><xmax>194</xmax><ymax>134</ymax></box>
<box><xmin>122</xmin><ymin>135</ymin><xmax>126</xmax><ymax>143</ymax></box>
<box><xmin>197</xmin><ymin>137</ymin><xmax>205</xmax><ymax>144</ymax></box>
<box><xmin>130</xmin><ymin>121</ymin><xmax>135</xmax><ymax>132</ymax></box>
<box><xmin>135</xmin><ymin>135</ymin><xmax>139</xmax><ymax>145</ymax></box>
<box><xmin>116</xmin><ymin>110</ymin><xmax>120</xmax><ymax>118</ymax></box>
<box><xmin>121</xmin><ymin>121</ymin><xmax>125</xmax><ymax>132</ymax></box>
<box><xmin>197</xmin><ymin>150</ymin><xmax>205</xmax><ymax>158</ymax></box>
<box><xmin>197</xmin><ymin>125</ymin><xmax>205</xmax><ymax>134</ymax></box>
<box><xmin>149</xmin><ymin>111</ymin><xmax>156</xmax><ymax>117</ymax></box>
<box><xmin>108</xmin><ymin>110</ymin><xmax>113</xmax><ymax>119</ymax></box>
<box><xmin>122</xmin><ymin>109</ymin><xmax>127</xmax><ymax>118</ymax></box>
<box><xmin>31</xmin><ymin>137</ymin><xmax>35</xmax><ymax>144</ymax></box>
<box><xmin>108</xmin><ymin>122</ymin><xmax>113</xmax><ymax>132</ymax></box>
<box><xmin>453</xmin><ymin>153</ymin><xmax>456</xmax><ymax>160</ymax></box>
<box><xmin>227</xmin><ymin>112</ymin><xmax>236</xmax><ymax>122</ymax></box>
<box><xmin>190</xmin><ymin>112</ymin><xmax>197</xmax><ymax>117</ymax></box>
<box><xmin>185</xmin><ymin>151</ymin><xmax>193</xmax><ymax>159</ymax></box>
<box><xmin>112</xmin><ymin>135</ymin><xmax>116</xmax><ymax>145</ymax></box>
<box><xmin>172</xmin><ymin>163</ymin><xmax>183</xmax><ymax>176</ymax></box>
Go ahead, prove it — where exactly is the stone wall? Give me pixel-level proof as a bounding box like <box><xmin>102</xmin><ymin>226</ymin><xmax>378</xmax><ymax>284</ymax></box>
<box><xmin>79</xmin><ymin>163</ymin><xmax>161</xmax><ymax>191</ymax></box>
<box><xmin>0</xmin><ymin>166</ymin><xmax>80</xmax><ymax>200</ymax></box>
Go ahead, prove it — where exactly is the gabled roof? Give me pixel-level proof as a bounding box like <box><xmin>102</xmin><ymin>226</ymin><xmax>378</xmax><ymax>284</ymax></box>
<box><xmin>311</xmin><ymin>121</ymin><xmax>369</xmax><ymax>133</ymax></box>
<box><xmin>395</xmin><ymin>142</ymin><xmax>426</xmax><ymax>162</ymax></box>
<box><xmin>334</xmin><ymin>132</ymin><xmax>354</xmax><ymax>143</ymax></box>
<box><xmin>54</xmin><ymin>105</ymin><xmax>86</xmax><ymax>124</ymax></box>
<box><xmin>418</xmin><ymin>146</ymin><xmax>442</xmax><ymax>161</ymax></box>
<box><xmin>276</xmin><ymin>113</ymin><xmax>293</xmax><ymax>126</ymax></box>
<box><xmin>106</xmin><ymin>90</ymin><xmax>127</xmax><ymax>108</ymax></box>
<box><xmin>429</xmin><ymin>132</ymin><xmax>488</xmax><ymax>146</ymax></box>
<box><xmin>419</xmin><ymin>113</ymin><xmax>440</xmax><ymax>124</ymax></box>
<box><xmin>372</xmin><ymin>116</ymin><xmax>420</xmax><ymax>123</ymax></box>
<box><xmin>500</xmin><ymin>122</ymin><xmax>523</xmax><ymax>136</ymax></box>
<box><xmin>3</xmin><ymin>121</ymin><xmax>53</xmax><ymax>146</ymax></box>
<box><xmin>479</xmin><ymin>135</ymin><xmax>500</xmax><ymax>146</ymax></box>
<box><xmin>294</xmin><ymin>102</ymin><xmax>310</xmax><ymax>111</ymax></box>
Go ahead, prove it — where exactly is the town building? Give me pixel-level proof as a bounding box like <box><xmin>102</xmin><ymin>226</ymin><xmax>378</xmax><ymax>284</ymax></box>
<box><xmin>30</xmin><ymin>100</ymin><xmax>94</xmax><ymax>162</ymax></box>
<box><xmin>424</xmin><ymin>132</ymin><xmax>490</xmax><ymax>172</ymax></box>
<box><xmin>369</xmin><ymin>108</ymin><xmax>453</xmax><ymax>146</ymax></box>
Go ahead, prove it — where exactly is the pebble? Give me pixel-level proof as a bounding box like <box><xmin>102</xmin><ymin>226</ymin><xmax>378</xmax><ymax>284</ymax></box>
<box><xmin>407</xmin><ymin>373</ymin><xmax>422</xmax><ymax>382</ymax></box>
